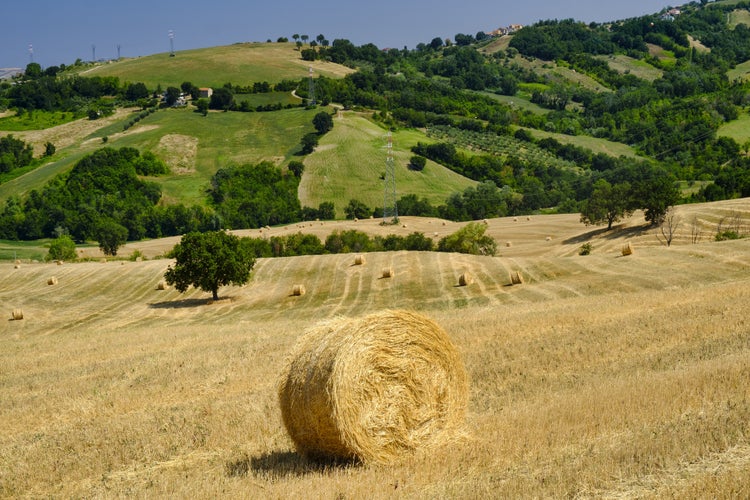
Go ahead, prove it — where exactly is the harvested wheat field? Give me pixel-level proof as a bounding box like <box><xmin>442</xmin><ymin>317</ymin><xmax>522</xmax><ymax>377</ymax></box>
<box><xmin>1</xmin><ymin>200</ymin><xmax>749</xmax><ymax>498</ymax></box>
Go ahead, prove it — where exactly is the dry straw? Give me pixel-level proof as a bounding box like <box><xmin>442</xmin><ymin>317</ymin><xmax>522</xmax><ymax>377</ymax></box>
<box><xmin>505</xmin><ymin>241</ymin><xmax>512</xmax><ymax>248</ymax></box>
<box><xmin>278</xmin><ymin>310</ymin><xmax>469</xmax><ymax>464</ymax></box>
<box><xmin>156</xmin><ymin>281</ymin><xmax>168</xmax><ymax>290</ymax></box>
<box><xmin>14</xmin><ymin>264</ymin><xmax>20</xmax><ymax>269</ymax></box>
<box><xmin>11</xmin><ymin>309</ymin><xmax>23</xmax><ymax>320</ymax></box>
<box><xmin>458</xmin><ymin>272</ymin><xmax>474</xmax><ymax>286</ymax></box>
<box><xmin>381</xmin><ymin>267</ymin><xmax>394</xmax><ymax>278</ymax></box>
<box><xmin>510</xmin><ymin>271</ymin><xmax>524</xmax><ymax>285</ymax></box>
<box><xmin>292</xmin><ymin>284</ymin><xmax>306</xmax><ymax>296</ymax></box>
<box><xmin>56</xmin><ymin>260</ymin><xmax>63</xmax><ymax>266</ymax></box>
<box><xmin>622</xmin><ymin>242</ymin><xmax>634</xmax><ymax>256</ymax></box>
<box><xmin>354</xmin><ymin>254</ymin><xmax>366</xmax><ymax>266</ymax></box>
<box><xmin>47</xmin><ymin>277</ymin><xmax>58</xmax><ymax>286</ymax></box>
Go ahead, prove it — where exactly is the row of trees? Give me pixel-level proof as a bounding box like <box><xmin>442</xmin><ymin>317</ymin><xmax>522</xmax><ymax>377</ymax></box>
<box><xmin>164</xmin><ymin>222</ymin><xmax>497</xmax><ymax>300</ymax></box>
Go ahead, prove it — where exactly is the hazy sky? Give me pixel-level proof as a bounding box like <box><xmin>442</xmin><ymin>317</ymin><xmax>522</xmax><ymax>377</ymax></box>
<box><xmin>1</xmin><ymin>1</ymin><xmax>666</xmax><ymax>69</ymax></box>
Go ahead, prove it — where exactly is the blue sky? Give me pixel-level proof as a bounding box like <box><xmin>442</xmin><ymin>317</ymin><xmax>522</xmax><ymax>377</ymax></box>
<box><xmin>2</xmin><ymin>1</ymin><xmax>666</xmax><ymax>69</ymax></box>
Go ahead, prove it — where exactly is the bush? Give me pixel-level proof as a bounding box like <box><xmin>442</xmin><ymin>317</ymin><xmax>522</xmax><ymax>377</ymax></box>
<box><xmin>46</xmin><ymin>235</ymin><xmax>77</xmax><ymax>261</ymax></box>
<box><xmin>438</xmin><ymin>222</ymin><xmax>497</xmax><ymax>256</ymax></box>
<box><xmin>579</xmin><ymin>242</ymin><xmax>592</xmax><ymax>255</ymax></box>
<box><xmin>409</xmin><ymin>155</ymin><xmax>426</xmax><ymax>171</ymax></box>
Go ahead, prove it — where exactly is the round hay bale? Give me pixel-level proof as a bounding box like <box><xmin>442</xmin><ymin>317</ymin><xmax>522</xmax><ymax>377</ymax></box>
<box><xmin>510</xmin><ymin>271</ymin><xmax>524</xmax><ymax>285</ymax></box>
<box><xmin>14</xmin><ymin>264</ymin><xmax>20</xmax><ymax>269</ymax></box>
<box><xmin>278</xmin><ymin>310</ymin><xmax>468</xmax><ymax>464</ymax></box>
<box><xmin>622</xmin><ymin>242</ymin><xmax>634</xmax><ymax>256</ymax></box>
<box><xmin>11</xmin><ymin>309</ymin><xmax>23</xmax><ymax>321</ymax></box>
<box><xmin>505</xmin><ymin>241</ymin><xmax>512</xmax><ymax>248</ymax></box>
<box><xmin>381</xmin><ymin>267</ymin><xmax>394</xmax><ymax>278</ymax></box>
<box><xmin>292</xmin><ymin>284</ymin><xmax>306</xmax><ymax>296</ymax></box>
<box><xmin>545</xmin><ymin>236</ymin><xmax>552</xmax><ymax>241</ymax></box>
<box><xmin>14</xmin><ymin>259</ymin><xmax>21</xmax><ymax>265</ymax></box>
<box><xmin>47</xmin><ymin>277</ymin><xmax>58</xmax><ymax>286</ymax></box>
<box><xmin>354</xmin><ymin>254</ymin><xmax>366</xmax><ymax>266</ymax></box>
<box><xmin>513</xmin><ymin>217</ymin><xmax>518</xmax><ymax>222</ymax></box>
<box><xmin>458</xmin><ymin>272</ymin><xmax>474</xmax><ymax>286</ymax></box>
<box><xmin>156</xmin><ymin>280</ymin><xmax>168</xmax><ymax>290</ymax></box>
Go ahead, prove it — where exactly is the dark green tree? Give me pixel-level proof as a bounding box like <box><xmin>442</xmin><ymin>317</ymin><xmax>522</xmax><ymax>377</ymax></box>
<box><xmin>344</xmin><ymin>199</ymin><xmax>371</xmax><ymax>219</ymax></box>
<box><xmin>312</xmin><ymin>111</ymin><xmax>334</xmax><ymax>134</ymax></box>
<box><xmin>580</xmin><ymin>179</ymin><xmax>633</xmax><ymax>230</ymax></box>
<box><xmin>164</xmin><ymin>231</ymin><xmax>256</xmax><ymax>300</ymax></box>
<box><xmin>95</xmin><ymin>219</ymin><xmax>129</xmax><ymax>256</ymax></box>
<box><xmin>288</xmin><ymin>160</ymin><xmax>305</xmax><ymax>178</ymax></box>
<box><xmin>409</xmin><ymin>155</ymin><xmax>426</xmax><ymax>171</ymax></box>
<box><xmin>636</xmin><ymin>176</ymin><xmax>681</xmax><ymax>226</ymax></box>
<box><xmin>164</xmin><ymin>86</ymin><xmax>181</xmax><ymax>106</ymax></box>
<box><xmin>300</xmin><ymin>132</ymin><xmax>319</xmax><ymax>154</ymax></box>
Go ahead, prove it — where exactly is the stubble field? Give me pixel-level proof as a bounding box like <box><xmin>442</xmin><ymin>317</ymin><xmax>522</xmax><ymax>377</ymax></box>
<box><xmin>1</xmin><ymin>199</ymin><xmax>749</xmax><ymax>498</ymax></box>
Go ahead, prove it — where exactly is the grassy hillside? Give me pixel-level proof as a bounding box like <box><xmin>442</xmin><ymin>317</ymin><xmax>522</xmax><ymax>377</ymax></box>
<box><xmin>80</xmin><ymin>43</ymin><xmax>355</xmax><ymax>88</ymax></box>
<box><xmin>298</xmin><ymin>114</ymin><xmax>476</xmax><ymax>216</ymax></box>
<box><xmin>2</xmin><ymin>199</ymin><xmax>749</xmax><ymax>497</ymax></box>
<box><xmin>718</xmin><ymin>109</ymin><xmax>750</xmax><ymax>144</ymax></box>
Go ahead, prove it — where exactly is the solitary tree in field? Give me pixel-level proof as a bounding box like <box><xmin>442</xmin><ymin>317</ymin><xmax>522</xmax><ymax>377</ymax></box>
<box><xmin>580</xmin><ymin>179</ymin><xmax>633</xmax><ymax>230</ymax></box>
<box><xmin>164</xmin><ymin>231</ymin><xmax>256</xmax><ymax>300</ymax></box>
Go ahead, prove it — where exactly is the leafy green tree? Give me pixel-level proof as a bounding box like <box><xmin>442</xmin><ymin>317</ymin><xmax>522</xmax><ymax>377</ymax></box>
<box><xmin>635</xmin><ymin>176</ymin><xmax>681</xmax><ymax>226</ymax></box>
<box><xmin>409</xmin><ymin>155</ymin><xmax>426</xmax><ymax>171</ymax></box>
<box><xmin>46</xmin><ymin>234</ymin><xmax>77</xmax><ymax>261</ymax></box>
<box><xmin>344</xmin><ymin>199</ymin><xmax>371</xmax><ymax>219</ymax></box>
<box><xmin>438</xmin><ymin>222</ymin><xmax>497</xmax><ymax>256</ymax></box>
<box><xmin>580</xmin><ymin>179</ymin><xmax>633</xmax><ymax>230</ymax></box>
<box><xmin>317</xmin><ymin>201</ymin><xmax>335</xmax><ymax>220</ymax></box>
<box><xmin>195</xmin><ymin>98</ymin><xmax>209</xmax><ymax>116</ymax></box>
<box><xmin>95</xmin><ymin>219</ymin><xmax>129</xmax><ymax>256</ymax></box>
<box><xmin>125</xmin><ymin>82</ymin><xmax>149</xmax><ymax>101</ymax></box>
<box><xmin>164</xmin><ymin>86</ymin><xmax>181</xmax><ymax>106</ymax></box>
<box><xmin>287</xmin><ymin>160</ymin><xmax>305</xmax><ymax>178</ymax></box>
<box><xmin>300</xmin><ymin>132</ymin><xmax>319</xmax><ymax>154</ymax></box>
<box><xmin>44</xmin><ymin>142</ymin><xmax>56</xmax><ymax>157</ymax></box>
<box><xmin>209</xmin><ymin>87</ymin><xmax>234</xmax><ymax>110</ymax></box>
<box><xmin>164</xmin><ymin>231</ymin><xmax>256</xmax><ymax>300</ymax></box>
<box><xmin>312</xmin><ymin>111</ymin><xmax>334</xmax><ymax>134</ymax></box>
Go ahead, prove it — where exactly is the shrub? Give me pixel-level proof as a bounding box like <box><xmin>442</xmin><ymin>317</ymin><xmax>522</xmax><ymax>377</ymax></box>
<box><xmin>438</xmin><ymin>222</ymin><xmax>497</xmax><ymax>256</ymax></box>
<box><xmin>46</xmin><ymin>235</ymin><xmax>77</xmax><ymax>262</ymax></box>
<box><xmin>579</xmin><ymin>242</ymin><xmax>592</xmax><ymax>255</ymax></box>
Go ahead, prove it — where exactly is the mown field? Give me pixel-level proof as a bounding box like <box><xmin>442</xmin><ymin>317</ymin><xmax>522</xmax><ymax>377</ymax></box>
<box><xmin>1</xmin><ymin>199</ymin><xmax>749</xmax><ymax>498</ymax></box>
<box><xmin>79</xmin><ymin>43</ymin><xmax>355</xmax><ymax>88</ymax></box>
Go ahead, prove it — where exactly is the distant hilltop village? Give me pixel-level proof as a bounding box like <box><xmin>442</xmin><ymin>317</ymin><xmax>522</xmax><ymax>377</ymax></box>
<box><xmin>489</xmin><ymin>24</ymin><xmax>524</xmax><ymax>37</ymax></box>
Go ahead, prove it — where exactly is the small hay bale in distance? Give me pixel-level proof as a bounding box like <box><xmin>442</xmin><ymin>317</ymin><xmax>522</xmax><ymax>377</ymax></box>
<box><xmin>292</xmin><ymin>284</ymin><xmax>306</xmax><ymax>296</ymax></box>
<box><xmin>354</xmin><ymin>254</ymin><xmax>366</xmax><ymax>266</ymax></box>
<box><xmin>622</xmin><ymin>242</ymin><xmax>634</xmax><ymax>256</ymax></box>
<box><xmin>458</xmin><ymin>272</ymin><xmax>474</xmax><ymax>286</ymax></box>
<box><xmin>381</xmin><ymin>266</ymin><xmax>394</xmax><ymax>278</ymax></box>
<box><xmin>278</xmin><ymin>310</ymin><xmax>468</xmax><ymax>464</ymax></box>
<box><xmin>47</xmin><ymin>277</ymin><xmax>58</xmax><ymax>286</ymax></box>
<box><xmin>510</xmin><ymin>271</ymin><xmax>524</xmax><ymax>285</ymax></box>
<box><xmin>56</xmin><ymin>260</ymin><xmax>63</xmax><ymax>266</ymax></box>
<box><xmin>156</xmin><ymin>280</ymin><xmax>168</xmax><ymax>290</ymax></box>
<box><xmin>14</xmin><ymin>264</ymin><xmax>20</xmax><ymax>269</ymax></box>
<box><xmin>11</xmin><ymin>309</ymin><xmax>23</xmax><ymax>320</ymax></box>
<box><xmin>505</xmin><ymin>241</ymin><xmax>512</xmax><ymax>248</ymax></box>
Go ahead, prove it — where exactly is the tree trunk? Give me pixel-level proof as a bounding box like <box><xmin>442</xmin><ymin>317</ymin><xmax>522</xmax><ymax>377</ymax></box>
<box><xmin>212</xmin><ymin>289</ymin><xmax>219</xmax><ymax>301</ymax></box>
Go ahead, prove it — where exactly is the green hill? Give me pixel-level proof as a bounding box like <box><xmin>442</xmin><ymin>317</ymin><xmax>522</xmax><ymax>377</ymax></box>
<box><xmin>80</xmin><ymin>42</ymin><xmax>355</xmax><ymax>88</ymax></box>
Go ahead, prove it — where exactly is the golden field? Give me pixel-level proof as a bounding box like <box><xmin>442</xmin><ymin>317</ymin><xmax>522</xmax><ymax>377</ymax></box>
<box><xmin>1</xmin><ymin>199</ymin><xmax>749</xmax><ymax>498</ymax></box>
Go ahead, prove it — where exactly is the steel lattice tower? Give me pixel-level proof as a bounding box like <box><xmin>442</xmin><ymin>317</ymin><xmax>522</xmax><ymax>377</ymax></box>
<box><xmin>308</xmin><ymin>66</ymin><xmax>316</xmax><ymax>106</ymax></box>
<box><xmin>383</xmin><ymin>132</ymin><xmax>398</xmax><ymax>223</ymax></box>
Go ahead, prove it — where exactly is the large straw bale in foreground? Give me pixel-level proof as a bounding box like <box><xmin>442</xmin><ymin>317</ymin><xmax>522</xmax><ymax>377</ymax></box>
<box><xmin>622</xmin><ymin>242</ymin><xmax>634</xmax><ymax>256</ymax></box>
<box><xmin>278</xmin><ymin>310</ymin><xmax>468</xmax><ymax>464</ymax></box>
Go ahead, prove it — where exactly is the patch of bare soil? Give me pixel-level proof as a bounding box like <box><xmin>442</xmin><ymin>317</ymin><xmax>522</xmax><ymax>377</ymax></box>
<box><xmin>154</xmin><ymin>134</ymin><xmax>199</xmax><ymax>174</ymax></box>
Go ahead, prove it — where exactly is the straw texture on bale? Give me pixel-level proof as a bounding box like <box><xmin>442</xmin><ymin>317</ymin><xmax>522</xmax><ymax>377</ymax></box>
<box><xmin>510</xmin><ymin>271</ymin><xmax>524</xmax><ymax>285</ymax></box>
<box><xmin>381</xmin><ymin>267</ymin><xmax>394</xmax><ymax>278</ymax></box>
<box><xmin>622</xmin><ymin>242</ymin><xmax>634</xmax><ymax>256</ymax></box>
<box><xmin>278</xmin><ymin>310</ymin><xmax>468</xmax><ymax>464</ymax></box>
<box><xmin>458</xmin><ymin>272</ymin><xmax>474</xmax><ymax>287</ymax></box>
<box><xmin>11</xmin><ymin>309</ymin><xmax>23</xmax><ymax>320</ymax></box>
<box><xmin>354</xmin><ymin>254</ymin><xmax>366</xmax><ymax>266</ymax></box>
<box><xmin>14</xmin><ymin>264</ymin><xmax>20</xmax><ymax>269</ymax></box>
<box><xmin>292</xmin><ymin>284</ymin><xmax>306</xmax><ymax>296</ymax></box>
<box><xmin>47</xmin><ymin>277</ymin><xmax>58</xmax><ymax>286</ymax></box>
<box><xmin>156</xmin><ymin>280</ymin><xmax>168</xmax><ymax>290</ymax></box>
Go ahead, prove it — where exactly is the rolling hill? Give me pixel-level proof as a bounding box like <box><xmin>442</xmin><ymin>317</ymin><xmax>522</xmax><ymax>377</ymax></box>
<box><xmin>2</xmin><ymin>199</ymin><xmax>749</xmax><ymax>497</ymax></box>
<box><xmin>79</xmin><ymin>42</ymin><xmax>355</xmax><ymax>89</ymax></box>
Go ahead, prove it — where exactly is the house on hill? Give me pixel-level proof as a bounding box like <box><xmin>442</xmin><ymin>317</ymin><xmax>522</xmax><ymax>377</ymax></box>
<box><xmin>199</xmin><ymin>87</ymin><xmax>213</xmax><ymax>99</ymax></box>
